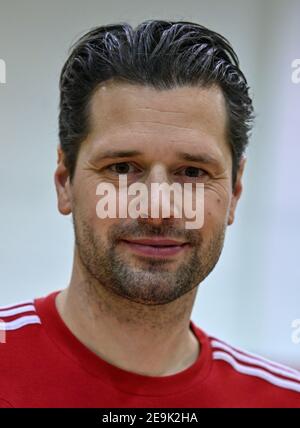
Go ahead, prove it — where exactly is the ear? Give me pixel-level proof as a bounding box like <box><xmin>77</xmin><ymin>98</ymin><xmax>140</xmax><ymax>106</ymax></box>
<box><xmin>227</xmin><ymin>156</ymin><xmax>246</xmax><ymax>226</ymax></box>
<box><xmin>54</xmin><ymin>145</ymin><xmax>72</xmax><ymax>215</ymax></box>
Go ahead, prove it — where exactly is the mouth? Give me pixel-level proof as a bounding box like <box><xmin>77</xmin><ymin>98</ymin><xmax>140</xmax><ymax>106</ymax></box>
<box><xmin>120</xmin><ymin>238</ymin><xmax>190</xmax><ymax>258</ymax></box>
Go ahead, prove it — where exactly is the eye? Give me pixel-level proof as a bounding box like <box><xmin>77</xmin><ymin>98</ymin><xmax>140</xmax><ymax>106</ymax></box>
<box><xmin>107</xmin><ymin>162</ymin><xmax>139</xmax><ymax>175</ymax></box>
<box><xmin>178</xmin><ymin>166</ymin><xmax>207</xmax><ymax>178</ymax></box>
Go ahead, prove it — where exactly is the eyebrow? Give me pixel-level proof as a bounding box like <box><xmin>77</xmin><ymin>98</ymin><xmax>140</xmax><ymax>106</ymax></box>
<box><xmin>92</xmin><ymin>150</ymin><xmax>142</xmax><ymax>162</ymax></box>
<box><xmin>92</xmin><ymin>149</ymin><xmax>221</xmax><ymax>166</ymax></box>
<box><xmin>175</xmin><ymin>151</ymin><xmax>221</xmax><ymax>166</ymax></box>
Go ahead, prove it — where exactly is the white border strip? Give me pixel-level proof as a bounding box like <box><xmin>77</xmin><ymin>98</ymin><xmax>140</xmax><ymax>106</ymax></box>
<box><xmin>0</xmin><ymin>315</ymin><xmax>41</xmax><ymax>331</ymax></box>
<box><xmin>213</xmin><ymin>351</ymin><xmax>300</xmax><ymax>394</ymax></box>
<box><xmin>0</xmin><ymin>305</ymin><xmax>36</xmax><ymax>318</ymax></box>
<box><xmin>0</xmin><ymin>299</ymin><xmax>34</xmax><ymax>311</ymax></box>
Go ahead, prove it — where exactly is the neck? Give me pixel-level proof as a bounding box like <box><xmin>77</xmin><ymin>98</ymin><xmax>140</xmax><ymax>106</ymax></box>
<box><xmin>56</xmin><ymin>251</ymin><xmax>200</xmax><ymax>376</ymax></box>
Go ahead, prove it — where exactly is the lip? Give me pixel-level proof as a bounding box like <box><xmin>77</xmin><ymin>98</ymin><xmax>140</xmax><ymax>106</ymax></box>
<box><xmin>120</xmin><ymin>238</ymin><xmax>190</xmax><ymax>258</ymax></box>
<box><xmin>122</xmin><ymin>238</ymin><xmax>187</xmax><ymax>246</ymax></box>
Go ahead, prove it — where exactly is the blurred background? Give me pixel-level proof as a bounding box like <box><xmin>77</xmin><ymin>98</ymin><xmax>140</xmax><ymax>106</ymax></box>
<box><xmin>0</xmin><ymin>0</ymin><xmax>299</xmax><ymax>368</ymax></box>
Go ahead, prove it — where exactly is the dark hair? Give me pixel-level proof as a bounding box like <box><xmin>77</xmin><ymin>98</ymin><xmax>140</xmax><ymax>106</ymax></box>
<box><xmin>59</xmin><ymin>19</ymin><xmax>255</xmax><ymax>187</ymax></box>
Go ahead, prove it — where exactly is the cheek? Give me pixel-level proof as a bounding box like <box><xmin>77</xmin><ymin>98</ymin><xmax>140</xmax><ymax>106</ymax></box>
<box><xmin>72</xmin><ymin>175</ymin><xmax>123</xmax><ymax>242</ymax></box>
<box><xmin>76</xmin><ymin>177</ymin><xmax>114</xmax><ymax>221</ymax></box>
<box><xmin>79</xmin><ymin>190</ymin><xmax>99</xmax><ymax>222</ymax></box>
<box><xmin>204</xmin><ymin>192</ymin><xmax>229</xmax><ymax>228</ymax></box>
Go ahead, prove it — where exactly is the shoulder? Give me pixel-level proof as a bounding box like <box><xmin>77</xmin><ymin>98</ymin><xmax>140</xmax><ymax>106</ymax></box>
<box><xmin>208</xmin><ymin>332</ymin><xmax>300</xmax><ymax>395</ymax></box>
<box><xmin>0</xmin><ymin>297</ymin><xmax>42</xmax><ymax>354</ymax></box>
<box><xmin>0</xmin><ymin>297</ymin><xmax>41</xmax><ymax>334</ymax></box>
<box><xmin>0</xmin><ymin>297</ymin><xmax>43</xmax><ymax>406</ymax></box>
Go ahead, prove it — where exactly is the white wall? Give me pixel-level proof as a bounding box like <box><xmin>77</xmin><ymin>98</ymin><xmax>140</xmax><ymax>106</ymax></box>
<box><xmin>0</xmin><ymin>0</ymin><xmax>299</xmax><ymax>367</ymax></box>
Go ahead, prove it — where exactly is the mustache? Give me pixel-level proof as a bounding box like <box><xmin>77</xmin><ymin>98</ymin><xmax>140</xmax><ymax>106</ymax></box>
<box><xmin>108</xmin><ymin>219</ymin><xmax>202</xmax><ymax>246</ymax></box>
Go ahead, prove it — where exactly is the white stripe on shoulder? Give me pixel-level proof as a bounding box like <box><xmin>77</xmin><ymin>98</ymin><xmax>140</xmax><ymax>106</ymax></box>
<box><xmin>211</xmin><ymin>339</ymin><xmax>300</xmax><ymax>383</ymax></box>
<box><xmin>0</xmin><ymin>305</ymin><xmax>36</xmax><ymax>318</ymax></box>
<box><xmin>210</xmin><ymin>336</ymin><xmax>299</xmax><ymax>376</ymax></box>
<box><xmin>0</xmin><ymin>315</ymin><xmax>41</xmax><ymax>331</ymax></box>
<box><xmin>213</xmin><ymin>351</ymin><xmax>300</xmax><ymax>393</ymax></box>
<box><xmin>0</xmin><ymin>299</ymin><xmax>34</xmax><ymax>311</ymax></box>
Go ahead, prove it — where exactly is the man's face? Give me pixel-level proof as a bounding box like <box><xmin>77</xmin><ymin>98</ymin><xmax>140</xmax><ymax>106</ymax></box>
<box><xmin>55</xmin><ymin>81</ymin><xmax>245</xmax><ymax>305</ymax></box>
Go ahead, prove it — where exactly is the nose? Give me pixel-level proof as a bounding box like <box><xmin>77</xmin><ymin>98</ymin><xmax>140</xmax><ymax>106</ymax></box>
<box><xmin>138</xmin><ymin>163</ymin><xmax>178</xmax><ymax>225</ymax></box>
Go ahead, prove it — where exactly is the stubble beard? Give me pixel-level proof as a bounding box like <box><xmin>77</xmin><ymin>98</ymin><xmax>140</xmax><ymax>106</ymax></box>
<box><xmin>72</xmin><ymin>209</ymin><xmax>226</xmax><ymax>306</ymax></box>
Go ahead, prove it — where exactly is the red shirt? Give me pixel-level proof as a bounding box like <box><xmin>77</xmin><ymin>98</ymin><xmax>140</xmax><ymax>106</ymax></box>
<box><xmin>0</xmin><ymin>289</ymin><xmax>299</xmax><ymax>408</ymax></box>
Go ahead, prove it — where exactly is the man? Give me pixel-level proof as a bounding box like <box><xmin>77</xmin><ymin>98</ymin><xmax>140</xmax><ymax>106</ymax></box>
<box><xmin>0</xmin><ymin>19</ymin><xmax>299</xmax><ymax>408</ymax></box>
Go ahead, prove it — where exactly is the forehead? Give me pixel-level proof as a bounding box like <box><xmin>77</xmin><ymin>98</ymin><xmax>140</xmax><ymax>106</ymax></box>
<box><xmin>85</xmin><ymin>80</ymin><xmax>230</xmax><ymax>162</ymax></box>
